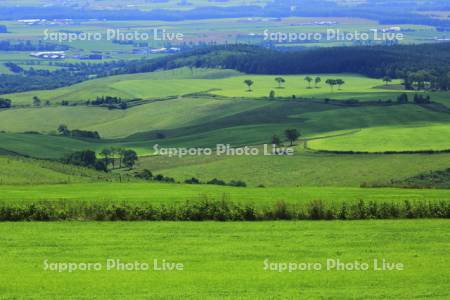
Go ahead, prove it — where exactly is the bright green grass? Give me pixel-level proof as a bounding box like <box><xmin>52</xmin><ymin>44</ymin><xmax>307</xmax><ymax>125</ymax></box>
<box><xmin>0</xmin><ymin>156</ymin><xmax>120</xmax><ymax>185</ymax></box>
<box><xmin>137</xmin><ymin>151</ymin><xmax>450</xmax><ymax>187</ymax></box>
<box><xmin>0</xmin><ymin>98</ymin><xmax>270</xmax><ymax>138</ymax></box>
<box><xmin>0</xmin><ymin>221</ymin><xmax>449</xmax><ymax>299</ymax></box>
<box><xmin>1</xmin><ymin>70</ymin><xmax>413</xmax><ymax>105</ymax></box>
<box><xmin>1</xmin><ymin>182</ymin><xmax>449</xmax><ymax>204</ymax></box>
<box><xmin>1</xmin><ymin>98</ymin><xmax>448</xmax><ymax>142</ymax></box>
<box><xmin>309</xmin><ymin>124</ymin><xmax>450</xmax><ymax>152</ymax></box>
<box><xmin>0</xmin><ymin>68</ymin><xmax>242</xmax><ymax>105</ymax></box>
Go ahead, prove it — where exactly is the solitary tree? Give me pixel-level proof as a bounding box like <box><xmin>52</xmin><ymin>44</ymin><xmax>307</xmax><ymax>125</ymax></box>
<box><xmin>275</xmin><ymin>77</ymin><xmax>285</xmax><ymax>88</ymax></box>
<box><xmin>285</xmin><ymin>129</ymin><xmax>301</xmax><ymax>146</ymax></box>
<box><xmin>336</xmin><ymin>79</ymin><xmax>345</xmax><ymax>90</ymax></box>
<box><xmin>304</xmin><ymin>76</ymin><xmax>313</xmax><ymax>89</ymax></box>
<box><xmin>123</xmin><ymin>150</ymin><xmax>138</xmax><ymax>169</ymax></box>
<box><xmin>383</xmin><ymin>76</ymin><xmax>392</xmax><ymax>86</ymax></box>
<box><xmin>33</xmin><ymin>96</ymin><xmax>41</xmax><ymax>107</ymax></box>
<box><xmin>314</xmin><ymin>76</ymin><xmax>321</xmax><ymax>88</ymax></box>
<box><xmin>57</xmin><ymin>124</ymin><xmax>70</xmax><ymax>136</ymax></box>
<box><xmin>244</xmin><ymin>79</ymin><xmax>254</xmax><ymax>91</ymax></box>
<box><xmin>271</xmin><ymin>135</ymin><xmax>281</xmax><ymax>146</ymax></box>
<box><xmin>269</xmin><ymin>90</ymin><xmax>276</xmax><ymax>99</ymax></box>
<box><xmin>325</xmin><ymin>79</ymin><xmax>337</xmax><ymax>92</ymax></box>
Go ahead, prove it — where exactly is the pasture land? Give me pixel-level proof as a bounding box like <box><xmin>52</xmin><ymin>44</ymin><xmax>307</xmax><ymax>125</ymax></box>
<box><xmin>1</xmin><ymin>70</ymin><xmax>412</xmax><ymax>105</ymax></box>
<box><xmin>136</xmin><ymin>152</ymin><xmax>450</xmax><ymax>187</ymax></box>
<box><xmin>0</xmin><ymin>156</ymin><xmax>121</xmax><ymax>185</ymax></box>
<box><xmin>1</xmin><ymin>182</ymin><xmax>450</xmax><ymax>204</ymax></box>
<box><xmin>309</xmin><ymin>124</ymin><xmax>450</xmax><ymax>152</ymax></box>
<box><xmin>0</xmin><ymin>221</ymin><xmax>449</xmax><ymax>299</ymax></box>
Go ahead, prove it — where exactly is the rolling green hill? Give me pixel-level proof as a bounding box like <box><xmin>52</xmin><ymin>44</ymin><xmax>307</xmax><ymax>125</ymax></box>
<box><xmin>135</xmin><ymin>150</ymin><xmax>450</xmax><ymax>187</ymax></box>
<box><xmin>0</xmin><ymin>155</ymin><xmax>120</xmax><ymax>185</ymax></box>
<box><xmin>1</xmin><ymin>69</ymin><xmax>411</xmax><ymax>105</ymax></box>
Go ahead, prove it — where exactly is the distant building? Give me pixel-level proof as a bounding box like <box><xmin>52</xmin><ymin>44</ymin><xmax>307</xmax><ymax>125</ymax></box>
<box><xmin>30</xmin><ymin>51</ymin><xmax>65</xmax><ymax>59</ymax></box>
<box><xmin>18</xmin><ymin>19</ymin><xmax>46</xmax><ymax>25</ymax></box>
<box><xmin>150</xmin><ymin>47</ymin><xmax>181</xmax><ymax>54</ymax></box>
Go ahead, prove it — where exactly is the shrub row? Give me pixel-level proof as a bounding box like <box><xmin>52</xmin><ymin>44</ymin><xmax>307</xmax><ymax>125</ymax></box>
<box><xmin>0</xmin><ymin>199</ymin><xmax>449</xmax><ymax>222</ymax></box>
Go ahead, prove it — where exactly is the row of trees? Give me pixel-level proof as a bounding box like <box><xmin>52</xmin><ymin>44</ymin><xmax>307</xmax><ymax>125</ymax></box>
<box><xmin>244</xmin><ymin>77</ymin><xmax>345</xmax><ymax>92</ymax></box>
<box><xmin>64</xmin><ymin>148</ymin><xmax>138</xmax><ymax>172</ymax></box>
<box><xmin>99</xmin><ymin>147</ymin><xmax>138</xmax><ymax>170</ymax></box>
<box><xmin>57</xmin><ymin>125</ymin><xmax>101</xmax><ymax>139</ymax></box>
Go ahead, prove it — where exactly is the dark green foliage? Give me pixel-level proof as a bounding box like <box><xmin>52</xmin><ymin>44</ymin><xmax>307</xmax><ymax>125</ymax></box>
<box><xmin>134</xmin><ymin>169</ymin><xmax>153</xmax><ymax>180</ymax></box>
<box><xmin>413</xmin><ymin>94</ymin><xmax>431</xmax><ymax>104</ymax></box>
<box><xmin>64</xmin><ymin>150</ymin><xmax>97</xmax><ymax>168</ymax></box>
<box><xmin>122</xmin><ymin>150</ymin><xmax>138</xmax><ymax>168</ymax></box>
<box><xmin>397</xmin><ymin>93</ymin><xmax>409</xmax><ymax>104</ymax></box>
<box><xmin>285</xmin><ymin>129</ymin><xmax>300</xmax><ymax>146</ymax></box>
<box><xmin>0</xmin><ymin>98</ymin><xmax>11</xmax><ymax>109</ymax></box>
<box><xmin>0</xmin><ymin>40</ymin><xmax>67</xmax><ymax>51</ymax></box>
<box><xmin>0</xmin><ymin>199</ymin><xmax>448</xmax><ymax>221</ymax></box>
<box><xmin>94</xmin><ymin>160</ymin><xmax>108</xmax><ymax>172</ymax></box>
<box><xmin>185</xmin><ymin>177</ymin><xmax>201</xmax><ymax>184</ymax></box>
<box><xmin>207</xmin><ymin>178</ymin><xmax>226</xmax><ymax>186</ymax></box>
<box><xmin>269</xmin><ymin>90</ymin><xmax>275</xmax><ymax>99</ymax></box>
<box><xmin>57</xmin><ymin>124</ymin><xmax>100</xmax><ymax>139</ymax></box>
<box><xmin>271</xmin><ymin>135</ymin><xmax>281</xmax><ymax>146</ymax></box>
<box><xmin>154</xmin><ymin>174</ymin><xmax>176</xmax><ymax>183</ymax></box>
<box><xmin>88</xmin><ymin>96</ymin><xmax>130</xmax><ymax>110</ymax></box>
<box><xmin>228</xmin><ymin>180</ymin><xmax>247</xmax><ymax>187</ymax></box>
<box><xmin>70</xmin><ymin>130</ymin><xmax>101</xmax><ymax>139</ymax></box>
<box><xmin>4</xmin><ymin>63</ymin><xmax>23</xmax><ymax>73</ymax></box>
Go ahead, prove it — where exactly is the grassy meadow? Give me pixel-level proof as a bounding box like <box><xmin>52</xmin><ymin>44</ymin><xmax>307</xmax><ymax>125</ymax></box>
<box><xmin>309</xmin><ymin>124</ymin><xmax>450</xmax><ymax>152</ymax></box>
<box><xmin>0</xmin><ymin>156</ymin><xmax>121</xmax><ymax>185</ymax></box>
<box><xmin>1</xmin><ymin>182</ymin><xmax>450</xmax><ymax>205</ymax></box>
<box><xmin>1</xmin><ymin>69</ymin><xmax>411</xmax><ymax>105</ymax></box>
<box><xmin>0</xmin><ymin>221</ymin><xmax>449</xmax><ymax>299</ymax></box>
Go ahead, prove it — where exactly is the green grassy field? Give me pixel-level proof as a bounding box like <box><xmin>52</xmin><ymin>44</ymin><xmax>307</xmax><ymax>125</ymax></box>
<box><xmin>1</xmin><ymin>182</ymin><xmax>449</xmax><ymax>204</ymax></box>
<box><xmin>0</xmin><ymin>156</ymin><xmax>122</xmax><ymax>185</ymax></box>
<box><xmin>136</xmin><ymin>151</ymin><xmax>450</xmax><ymax>187</ymax></box>
<box><xmin>0</xmin><ymin>221</ymin><xmax>449</xmax><ymax>299</ymax></box>
<box><xmin>309</xmin><ymin>124</ymin><xmax>450</xmax><ymax>152</ymax></box>
<box><xmin>1</xmin><ymin>69</ymin><xmax>412</xmax><ymax>105</ymax></box>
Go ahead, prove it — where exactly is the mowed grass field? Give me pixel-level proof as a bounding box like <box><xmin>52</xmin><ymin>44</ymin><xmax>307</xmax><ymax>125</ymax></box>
<box><xmin>1</xmin><ymin>68</ymin><xmax>413</xmax><ymax>105</ymax></box>
<box><xmin>1</xmin><ymin>182</ymin><xmax>450</xmax><ymax>204</ymax></box>
<box><xmin>309</xmin><ymin>124</ymin><xmax>450</xmax><ymax>152</ymax></box>
<box><xmin>135</xmin><ymin>151</ymin><xmax>450</xmax><ymax>187</ymax></box>
<box><xmin>0</xmin><ymin>221</ymin><xmax>449</xmax><ymax>299</ymax></box>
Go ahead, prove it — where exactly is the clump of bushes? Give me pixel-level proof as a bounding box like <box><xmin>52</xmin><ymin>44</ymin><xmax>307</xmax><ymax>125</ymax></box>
<box><xmin>0</xmin><ymin>199</ymin><xmax>448</xmax><ymax>222</ymax></box>
<box><xmin>134</xmin><ymin>171</ymin><xmax>247</xmax><ymax>187</ymax></box>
